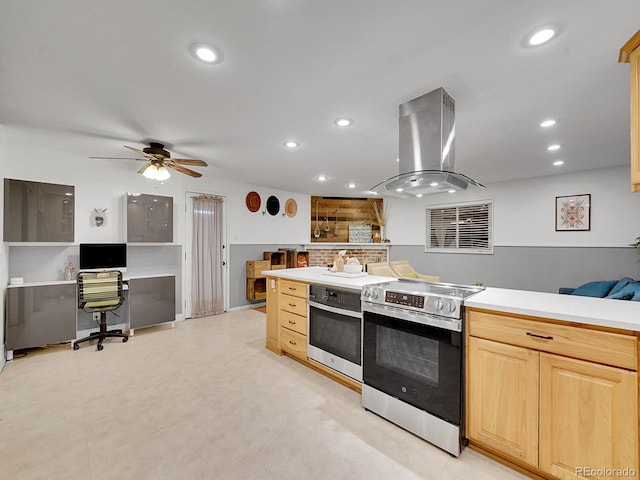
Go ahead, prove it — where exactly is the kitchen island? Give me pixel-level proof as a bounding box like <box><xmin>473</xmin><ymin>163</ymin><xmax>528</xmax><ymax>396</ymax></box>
<box><xmin>263</xmin><ymin>266</ymin><xmax>393</xmax><ymax>391</ymax></box>
<box><xmin>464</xmin><ymin>287</ymin><xmax>640</xmax><ymax>480</ymax></box>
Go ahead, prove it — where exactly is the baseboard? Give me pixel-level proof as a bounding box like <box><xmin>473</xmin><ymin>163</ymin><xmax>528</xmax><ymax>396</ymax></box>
<box><xmin>228</xmin><ymin>303</ymin><xmax>265</xmax><ymax>312</ymax></box>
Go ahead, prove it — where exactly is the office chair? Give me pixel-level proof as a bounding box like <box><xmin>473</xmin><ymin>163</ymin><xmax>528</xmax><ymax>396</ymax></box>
<box><xmin>73</xmin><ymin>270</ymin><xmax>128</xmax><ymax>351</ymax></box>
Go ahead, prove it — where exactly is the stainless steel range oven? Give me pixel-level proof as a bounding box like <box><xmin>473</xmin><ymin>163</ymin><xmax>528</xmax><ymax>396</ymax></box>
<box><xmin>308</xmin><ymin>285</ymin><xmax>363</xmax><ymax>382</ymax></box>
<box><xmin>361</xmin><ymin>279</ymin><xmax>483</xmax><ymax>456</ymax></box>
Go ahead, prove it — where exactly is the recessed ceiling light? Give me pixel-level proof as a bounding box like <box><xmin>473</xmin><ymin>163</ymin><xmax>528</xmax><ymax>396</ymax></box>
<box><xmin>547</xmin><ymin>144</ymin><xmax>561</xmax><ymax>151</ymax></box>
<box><xmin>348</xmin><ymin>183</ymin><xmax>356</xmax><ymax>189</ymax></box>
<box><xmin>448</xmin><ymin>189</ymin><xmax>456</xmax><ymax>194</ymax></box>
<box><xmin>334</xmin><ymin>118</ymin><xmax>353</xmax><ymax>127</ymax></box>
<box><xmin>189</xmin><ymin>43</ymin><xmax>224</xmax><ymax>64</ymax></box>
<box><xmin>540</xmin><ymin>119</ymin><xmax>556</xmax><ymax>128</ymax></box>
<box><xmin>429</xmin><ymin>182</ymin><xmax>439</xmax><ymax>187</ymax></box>
<box><xmin>317</xmin><ymin>175</ymin><xmax>328</xmax><ymax>181</ymax></box>
<box><xmin>553</xmin><ymin>160</ymin><xmax>565</xmax><ymax>166</ymax></box>
<box><xmin>528</xmin><ymin>28</ymin><xmax>555</xmax><ymax>46</ymax></box>
<box><xmin>368</xmin><ymin>191</ymin><xmax>379</xmax><ymax>195</ymax></box>
<box><xmin>396</xmin><ymin>188</ymin><xmax>404</xmax><ymax>192</ymax></box>
<box><xmin>416</xmin><ymin>194</ymin><xmax>424</xmax><ymax>198</ymax></box>
<box><xmin>396</xmin><ymin>158</ymin><xmax>400</xmax><ymax>162</ymax></box>
<box><xmin>284</xmin><ymin>140</ymin><xmax>299</xmax><ymax>148</ymax></box>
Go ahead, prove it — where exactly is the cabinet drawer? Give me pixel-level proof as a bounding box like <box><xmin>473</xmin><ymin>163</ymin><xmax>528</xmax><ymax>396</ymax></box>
<box><xmin>279</xmin><ymin>293</ymin><xmax>307</xmax><ymax>317</ymax></box>
<box><xmin>279</xmin><ymin>309</ymin><xmax>307</xmax><ymax>335</ymax></box>
<box><xmin>467</xmin><ymin>310</ymin><xmax>637</xmax><ymax>370</ymax></box>
<box><xmin>280</xmin><ymin>279</ymin><xmax>307</xmax><ymax>298</ymax></box>
<box><xmin>279</xmin><ymin>326</ymin><xmax>306</xmax><ymax>359</ymax></box>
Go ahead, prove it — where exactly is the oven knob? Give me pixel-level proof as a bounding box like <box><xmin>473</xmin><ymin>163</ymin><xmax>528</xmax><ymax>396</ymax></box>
<box><xmin>371</xmin><ymin>289</ymin><xmax>379</xmax><ymax>299</ymax></box>
<box><xmin>362</xmin><ymin>288</ymin><xmax>370</xmax><ymax>298</ymax></box>
<box><xmin>446</xmin><ymin>301</ymin><xmax>457</xmax><ymax>313</ymax></box>
<box><xmin>434</xmin><ymin>299</ymin><xmax>444</xmax><ymax>311</ymax></box>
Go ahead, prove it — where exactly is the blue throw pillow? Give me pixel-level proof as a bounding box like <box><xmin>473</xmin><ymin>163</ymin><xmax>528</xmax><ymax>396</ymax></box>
<box><xmin>570</xmin><ymin>280</ymin><xmax>617</xmax><ymax>298</ymax></box>
<box><xmin>606</xmin><ymin>281</ymin><xmax>640</xmax><ymax>300</ymax></box>
<box><xmin>632</xmin><ymin>291</ymin><xmax>640</xmax><ymax>302</ymax></box>
<box><xmin>608</xmin><ymin>277</ymin><xmax>636</xmax><ymax>297</ymax></box>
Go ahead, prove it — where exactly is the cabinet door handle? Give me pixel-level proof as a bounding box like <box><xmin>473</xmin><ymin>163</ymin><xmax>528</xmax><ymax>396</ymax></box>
<box><xmin>288</xmin><ymin>320</ymin><xmax>296</xmax><ymax>325</ymax></box>
<box><xmin>288</xmin><ymin>303</ymin><xmax>296</xmax><ymax>307</ymax></box>
<box><xmin>526</xmin><ymin>332</ymin><xmax>553</xmax><ymax>340</ymax></box>
<box><xmin>289</xmin><ymin>287</ymin><xmax>296</xmax><ymax>291</ymax></box>
<box><xmin>289</xmin><ymin>340</ymin><xmax>297</xmax><ymax>346</ymax></box>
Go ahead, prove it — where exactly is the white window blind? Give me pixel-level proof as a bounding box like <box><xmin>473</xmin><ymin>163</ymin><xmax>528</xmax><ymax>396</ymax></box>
<box><xmin>426</xmin><ymin>200</ymin><xmax>493</xmax><ymax>253</ymax></box>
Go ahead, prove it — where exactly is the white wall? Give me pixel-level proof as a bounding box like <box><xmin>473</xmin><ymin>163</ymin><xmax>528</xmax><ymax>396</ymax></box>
<box><xmin>1</xmin><ymin>126</ymin><xmax>311</xmax><ymax>246</ymax></box>
<box><xmin>386</xmin><ymin>166</ymin><xmax>640</xmax><ymax>247</ymax></box>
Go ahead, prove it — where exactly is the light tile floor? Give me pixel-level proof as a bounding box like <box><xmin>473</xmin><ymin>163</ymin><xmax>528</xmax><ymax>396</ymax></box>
<box><xmin>0</xmin><ymin>309</ymin><xmax>527</xmax><ymax>480</ymax></box>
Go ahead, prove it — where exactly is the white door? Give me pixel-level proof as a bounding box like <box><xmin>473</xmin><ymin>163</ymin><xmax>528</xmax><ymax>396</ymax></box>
<box><xmin>184</xmin><ymin>192</ymin><xmax>228</xmax><ymax>318</ymax></box>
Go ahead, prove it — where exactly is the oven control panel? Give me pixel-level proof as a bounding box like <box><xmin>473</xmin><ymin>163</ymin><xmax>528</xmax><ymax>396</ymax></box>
<box><xmin>385</xmin><ymin>291</ymin><xmax>425</xmax><ymax>309</ymax></box>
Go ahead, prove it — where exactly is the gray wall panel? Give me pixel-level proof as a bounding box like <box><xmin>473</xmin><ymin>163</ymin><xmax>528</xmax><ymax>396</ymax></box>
<box><xmin>229</xmin><ymin>244</ymin><xmax>303</xmax><ymax>309</ymax></box>
<box><xmin>389</xmin><ymin>245</ymin><xmax>640</xmax><ymax>292</ymax></box>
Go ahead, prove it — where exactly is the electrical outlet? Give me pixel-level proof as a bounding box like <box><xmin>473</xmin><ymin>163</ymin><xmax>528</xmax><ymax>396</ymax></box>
<box><xmin>93</xmin><ymin>312</ymin><xmax>101</xmax><ymax>321</ymax></box>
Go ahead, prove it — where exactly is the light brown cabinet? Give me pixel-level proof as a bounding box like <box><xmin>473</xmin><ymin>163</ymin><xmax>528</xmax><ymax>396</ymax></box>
<box><xmin>620</xmin><ymin>29</ymin><xmax>640</xmax><ymax>192</ymax></box>
<box><xmin>265</xmin><ymin>276</ymin><xmax>279</xmax><ymax>353</ymax></box>
<box><xmin>467</xmin><ymin>337</ymin><xmax>539</xmax><ymax>467</ymax></box>
<box><xmin>539</xmin><ymin>353</ymin><xmax>638</xmax><ymax>479</ymax></box>
<box><xmin>278</xmin><ymin>279</ymin><xmax>308</xmax><ymax>360</ymax></box>
<box><xmin>466</xmin><ymin>309</ymin><xmax>638</xmax><ymax>479</ymax></box>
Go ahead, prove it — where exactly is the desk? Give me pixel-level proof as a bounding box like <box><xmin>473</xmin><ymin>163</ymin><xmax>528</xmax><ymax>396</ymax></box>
<box><xmin>5</xmin><ymin>275</ymin><xmax>176</xmax><ymax>356</ymax></box>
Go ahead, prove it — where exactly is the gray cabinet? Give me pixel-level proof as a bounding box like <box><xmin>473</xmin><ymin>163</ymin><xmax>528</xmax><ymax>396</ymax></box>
<box><xmin>4</xmin><ymin>179</ymin><xmax>75</xmax><ymax>242</ymax></box>
<box><xmin>129</xmin><ymin>276</ymin><xmax>175</xmax><ymax>329</ymax></box>
<box><xmin>126</xmin><ymin>193</ymin><xmax>173</xmax><ymax>242</ymax></box>
<box><xmin>5</xmin><ymin>283</ymin><xmax>77</xmax><ymax>350</ymax></box>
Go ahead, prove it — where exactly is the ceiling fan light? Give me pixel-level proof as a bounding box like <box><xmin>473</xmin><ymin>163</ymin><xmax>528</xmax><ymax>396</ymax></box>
<box><xmin>156</xmin><ymin>166</ymin><xmax>171</xmax><ymax>181</ymax></box>
<box><xmin>143</xmin><ymin>164</ymin><xmax>159</xmax><ymax>179</ymax></box>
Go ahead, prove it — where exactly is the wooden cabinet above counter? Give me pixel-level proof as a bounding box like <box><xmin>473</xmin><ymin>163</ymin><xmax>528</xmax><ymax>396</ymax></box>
<box><xmin>620</xmin><ymin>28</ymin><xmax>640</xmax><ymax>192</ymax></box>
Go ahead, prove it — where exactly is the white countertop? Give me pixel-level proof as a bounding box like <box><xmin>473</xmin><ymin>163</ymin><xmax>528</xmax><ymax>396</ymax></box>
<box><xmin>264</xmin><ymin>266</ymin><xmax>395</xmax><ymax>290</ymax></box>
<box><xmin>466</xmin><ymin>287</ymin><xmax>640</xmax><ymax>331</ymax></box>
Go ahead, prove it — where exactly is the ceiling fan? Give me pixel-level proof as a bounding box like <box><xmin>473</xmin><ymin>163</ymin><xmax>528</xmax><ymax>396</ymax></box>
<box><xmin>90</xmin><ymin>142</ymin><xmax>208</xmax><ymax>179</ymax></box>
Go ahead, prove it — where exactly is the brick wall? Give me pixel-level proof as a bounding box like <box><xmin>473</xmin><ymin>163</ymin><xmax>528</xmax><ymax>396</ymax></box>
<box><xmin>308</xmin><ymin>248</ymin><xmax>388</xmax><ymax>268</ymax></box>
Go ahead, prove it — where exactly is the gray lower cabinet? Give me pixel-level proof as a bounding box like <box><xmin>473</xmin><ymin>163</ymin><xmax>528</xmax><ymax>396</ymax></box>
<box><xmin>5</xmin><ymin>283</ymin><xmax>77</xmax><ymax>350</ymax></box>
<box><xmin>129</xmin><ymin>276</ymin><xmax>175</xmax><ymax>329</ymax></box>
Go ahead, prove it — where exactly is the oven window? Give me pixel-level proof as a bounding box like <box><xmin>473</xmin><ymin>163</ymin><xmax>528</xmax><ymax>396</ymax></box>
<box><xmin>363</xmin><ymin>311</ymin><xmax>462</xmax><ymax>424</ymax></box>
<box><xmin>309</xmin><ymin>306</ymin><xmax>361</xmax><ymax>365</ymax></box>
<box><xmin>377</xmin><ymin>326</ymin><xmax>439</xmax><ymax>386</ymax></box>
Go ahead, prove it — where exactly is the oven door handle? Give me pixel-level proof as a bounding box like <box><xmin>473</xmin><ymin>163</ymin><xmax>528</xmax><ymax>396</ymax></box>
<box><xmin>308</xmin><ymin>300</ymin><xmax>362</xmax><ymax>319</ymax></box>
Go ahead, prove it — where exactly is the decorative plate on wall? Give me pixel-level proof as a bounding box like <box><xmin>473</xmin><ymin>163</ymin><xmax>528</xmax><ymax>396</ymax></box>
<box><xmin>285</xmin><ymin>198</ymin><xmax>297</xmax><ymax>218</ymax></box>
<box><xmin>266</xmin><ymin>195</ymin><xmax>280</xmax><ymax>216</ymax></box>
<box><xmin>246</xmin><ymin>191</ymin><xmax>261</xmax><ymax>212</ymax></box>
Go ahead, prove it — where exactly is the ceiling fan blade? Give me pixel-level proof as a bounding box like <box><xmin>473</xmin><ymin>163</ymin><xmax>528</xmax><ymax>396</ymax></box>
<box><xmin>166</xmin><ymin>163</ymin><xmax>202</xmax><ymax>178</ymax></box>
<box><xmin>124</xmin><ymin>145</ymin><xmax>156</xmax><ymax>159</ymax></box>
<box><xmin>172</xmin><ymin>159</ymin><xmax>208</xmax><ymax>166</ymax></box>
<box><xmin>137</xmin><ymin>162</ymin><xmax>153</xmax><ymax>175</ymax></box>
<box><xmin>89</xmin><ymin>156</ymin><xmax>145</xmax><ymax>160</ymax></box>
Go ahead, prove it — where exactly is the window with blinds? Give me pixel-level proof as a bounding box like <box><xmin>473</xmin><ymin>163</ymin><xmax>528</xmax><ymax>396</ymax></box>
<box><xmin>426</xmin><ymin>200</ymin><xmax>493</xmax><ymax>253</ymax></box>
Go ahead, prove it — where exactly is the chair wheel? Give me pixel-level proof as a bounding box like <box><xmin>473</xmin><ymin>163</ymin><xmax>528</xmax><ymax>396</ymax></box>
<box><xmin>73</xmin><ymin>343</ymin><xmax>79</xmax><ymax>350</ymax></box>
<box><xmin>97</xmin><ymin>344</ymin><xmax>104</xmax><ymax>351</ymax></box>
<box><xmin>122</xmin><ymin>337</ymin><xmax>128</xmax><ymax>343</ymax></box>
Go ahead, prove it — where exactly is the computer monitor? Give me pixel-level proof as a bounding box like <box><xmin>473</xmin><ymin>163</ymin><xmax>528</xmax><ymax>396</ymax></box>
<box><xmin>79</xmin><ymin>243</ymin><xmax>127</xmax><ymax>272</ymax></box>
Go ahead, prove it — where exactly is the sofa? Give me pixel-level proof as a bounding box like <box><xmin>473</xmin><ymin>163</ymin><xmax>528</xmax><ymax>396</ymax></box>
<box><xmin>559</xmin><ymin>277</ymin><xmax>640</xmax><ymax>301</ymax></box>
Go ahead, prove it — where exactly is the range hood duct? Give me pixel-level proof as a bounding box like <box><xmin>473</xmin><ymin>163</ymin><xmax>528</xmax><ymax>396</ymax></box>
<box><xmin>370</xmin><ymin>87</ymin><xmax>484</xmax><ymax>197</ymax></box>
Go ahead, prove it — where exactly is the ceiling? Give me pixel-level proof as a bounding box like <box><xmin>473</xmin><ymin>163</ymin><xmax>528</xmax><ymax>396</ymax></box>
<box><xmin>1</xmin><ymin>1</ymin><xmax>639</xmax><ymax>196</ymax></box>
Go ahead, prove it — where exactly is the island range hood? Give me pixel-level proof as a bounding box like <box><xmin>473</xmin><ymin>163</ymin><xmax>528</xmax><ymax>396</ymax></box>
<box><xmin>370</xmin><ymin>87</ymin><xmax>484</xmax><ymax>197</ymax></box>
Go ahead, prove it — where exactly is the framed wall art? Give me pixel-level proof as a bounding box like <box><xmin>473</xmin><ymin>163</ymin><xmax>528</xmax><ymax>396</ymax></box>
<box><xmin>555</xmin><ymin>194</ymin><xmax>590</xmax><ymax>231</ymax></box>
